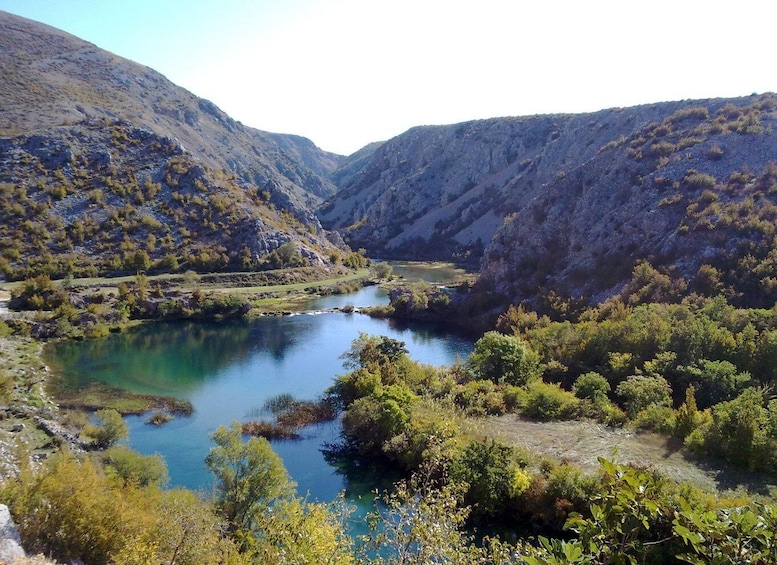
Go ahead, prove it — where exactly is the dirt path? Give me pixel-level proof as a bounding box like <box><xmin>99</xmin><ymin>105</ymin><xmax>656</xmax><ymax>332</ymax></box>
<box><xmin>480</xmin><ymin>414</ymin><xmax>776</xmax><ymax>496</ymax></box>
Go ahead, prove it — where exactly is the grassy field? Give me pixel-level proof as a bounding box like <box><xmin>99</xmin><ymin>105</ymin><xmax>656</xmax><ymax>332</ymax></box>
<box><xmin>480</xmin><ymin>414</ymin><xmax>777</xmax><ymax>497</ymax></box>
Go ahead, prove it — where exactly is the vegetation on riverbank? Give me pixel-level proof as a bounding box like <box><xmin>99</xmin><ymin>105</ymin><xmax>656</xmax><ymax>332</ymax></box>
<box><xmin>242</xmin><ymin>394</ymin><xmax>337</xmax><ymax>440</ymax></box>
<box><xmin>54</xmin><ymin>382</ymin><xmax>193</xmax><ymax>416</ymax></box>
<box><xmin>3</xmin><ymin>261</ymin><xmax>777</xmax><ymax>563</ymax></box>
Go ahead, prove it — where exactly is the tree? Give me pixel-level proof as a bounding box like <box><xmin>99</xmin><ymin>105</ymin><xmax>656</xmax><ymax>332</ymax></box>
<box><xmin>256</xmin><ymin>497</ymin><xmax>355</xmax><ymax>564</ymax></box>
<box><xmin>450</xmin><ymin>439</ymin><xmax>525</xmax><ymax>519</ymax></box>
<box><xmin>152</xmin><ymin>489</ymin><xmax>247</xmax><ymax>565</ymax></box>
<box><xmin>83</xmin><ymin>408</ymin><xmax>128</xmax><ymax>449</ymax></box>
<box><xmin>339</xmin><ymin>333</ymin><xmax>408</xmax><ymax>372</ymax></box>
<box><xmin>340</xmin><ymin>384</ymin><xmax>417</xmax><ymax>459</ymax></box>
<box><xmin>677</xmin><ymin>359</ymin><xmax>751</xmax><ymax>409</ymax></box>
<box><xmin>467</xmin><ymin>331</ymin><xmax>542</xmax><ymax>385</ymax></box>
<box><xmin>100</xmin><ymin>445</ymin><xmax>168</xmax><ymax>487</ymax></box>
<box><xmin>362</xmin><ymin>468</ymin><xmax>498</xmax><ymax>564</ymax></box>
<box><xmin>685</xmin><ymin>387</ymin><xmax>776</xmax><ymax>471</ymax></box>
<box><xmin>205</xmin><ymin>423</ymin><xmax>294</xmax><ymax>546</ymax></box>
<box><xmin>267</xmin><ymin>242</ymin><xmax>304</xmax><ymax>269</ymax></box>
<box><xmin>125</xmin><ymin>249</ymin><xmax>151</xmax><ymax>272</ymax></box>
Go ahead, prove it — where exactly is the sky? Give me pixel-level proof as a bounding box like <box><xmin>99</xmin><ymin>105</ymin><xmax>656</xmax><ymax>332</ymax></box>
<box><xmin>0</xmin><ymin>0</ymin><xmax>775</xmax><ymax>155</ymax></box>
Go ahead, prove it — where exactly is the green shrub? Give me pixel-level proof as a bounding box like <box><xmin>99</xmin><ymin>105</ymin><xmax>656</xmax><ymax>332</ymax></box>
<box><xmin>599</xmin><ymin>401</ymin><xmax>628</xmax><ymax>427</ymax></box>
<box><xmin>523</xmin><ymin>381</ymin><xmax>580</xmax><ymax>421</ymax></box>
<box><xmin>684</xmin><ymin>387</ymin><xmax>777</xmax><ymax>471</ymax></box>
<box><xmin>668</xmin><ymin>106</ymin><xmax>710</xmax><ymax>123</ymax></box>
<box><xmin>82</xmin><ymin>409</ymin><xmax>128</xmax><ymax>449</ymax></box>
<box><xmin>684</xmin><ymin>171</ymin><xmax>717</xmax><ymax>190</ymax></box>
<box><xmin>503</xmin><ymin>385</ymin><xmax>528</xmax><ymax>411</ymax></box>
<box><xmin>10</xmin><ymin>275</ymin><xmax>68</xmax><ymax>311</ymax></box>
<box><xmin>706</xmin><ymin>144</ymin><xmax>725</xmax><ymax>160</ymax></box>
<box><xmin>650</xmin><ymin>141</ymin><xmax>676</xmax><ymax>157</ymax></box>
<box><xmin>616</xmin><ymin>375</ymin><xmax>672</xmax><ymax>418</ymax></box>
<box><xmin>573</xmin><ymin>372</ymin><xmax>610</xmax><ymax>402</ymax></box>
<box><xmin>451</xmin><ymin>439</ymin><xmax>523</xmax><ymax>519</ymax></box>
<box><xmin>99</xmin><ymin>445</ymin><xmax>168</xmax><ymax>487</ymax></box>
<box><xmin>633</xmin><ymin>404</ymin><xmax>676</xmax><ymax>434</ymax></box>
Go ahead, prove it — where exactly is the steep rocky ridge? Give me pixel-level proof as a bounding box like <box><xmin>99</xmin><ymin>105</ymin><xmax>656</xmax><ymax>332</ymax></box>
<box><xmin>0</xmin><ymin>11</ymin><xmax>348</xmax><ymax>278</ymax></box>
<box><xmin>481</xmin><ymin>95</ymin><xmax>777</xmax><ymax>306</ymax></box>
<box><xmin>320</xmin><ymin>107</ymin><xmax>691</xmax><ymax>261</ymax></box>
<box><xmin>321</xmin><ymin>94</ymin><xmax>777</xmax><ymax>306</ymax></box>
<box><xmin>0</xmin><ymin>10</ymin><xmax>343</xmax><ymax>220</ymax></box>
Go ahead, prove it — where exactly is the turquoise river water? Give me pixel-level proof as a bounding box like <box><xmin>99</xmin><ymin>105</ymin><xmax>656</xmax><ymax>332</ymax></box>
<box><xmin>45</xmin><ymin>284</ymin><xmax>474</xmax><ymax>504</ymax></box>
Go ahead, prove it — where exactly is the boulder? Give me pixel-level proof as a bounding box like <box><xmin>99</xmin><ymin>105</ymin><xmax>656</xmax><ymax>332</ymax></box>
<box><xmin>0</xmin><ymin>504</ymin><xmax>25</xmax><ymax>563</ymax></box>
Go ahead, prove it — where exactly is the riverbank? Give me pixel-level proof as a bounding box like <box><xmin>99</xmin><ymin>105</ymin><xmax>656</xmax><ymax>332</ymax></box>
<box><xmin>0</xmin><ymin>335</ymin><xmax>74</xmax><ymax>477</ymax></box>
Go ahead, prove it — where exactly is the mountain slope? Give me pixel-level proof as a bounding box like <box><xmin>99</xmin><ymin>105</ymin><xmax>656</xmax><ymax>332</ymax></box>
<box><xmin>0</xmin><ymin>11</ymin><xmax>348</xmax><ymax>279</ymax></box>
<box><xmin>481</xmin><ymin>95</ymin><xmax>777</xmax><ymax>306</ymax></box>
<box><xmin>0</xmin><ymin>10</ymin><xmax>343</xmax><ymax>217</ymax></box>
<box><xmin>319</xmin><ymin>107</ymin><xmax>691</xmax><ymax>262</ymax></box>
<box><xmin>321</xmin><ymin>94</ymin><xmax>777</xmax><ymax>307</ymax></box>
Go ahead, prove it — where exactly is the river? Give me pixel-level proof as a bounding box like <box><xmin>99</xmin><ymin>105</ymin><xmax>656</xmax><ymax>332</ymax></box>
<box><xmin>45</xmin><ymin>283</ymin><xmax>474</xmax><ymax>503</ymax></box>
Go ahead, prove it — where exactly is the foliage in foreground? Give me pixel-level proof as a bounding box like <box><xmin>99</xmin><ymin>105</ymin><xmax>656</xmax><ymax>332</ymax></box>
<box><xmin>4</xmin><ymin>440</ymin><xmax>777</xmax><ymax>564</ymax></box>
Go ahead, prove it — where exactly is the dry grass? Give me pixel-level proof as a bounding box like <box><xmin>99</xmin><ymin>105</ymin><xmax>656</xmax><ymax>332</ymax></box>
<box><xmin>480</xmin><ymin>414</ymin><xmax>777</xmax><ymax>496</ymax></box>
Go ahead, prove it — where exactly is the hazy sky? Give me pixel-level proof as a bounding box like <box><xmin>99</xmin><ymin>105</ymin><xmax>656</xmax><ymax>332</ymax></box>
<box><xmin>0</xmin><ymin>0</ymin><xmax>775</xmax><ymax>155</ymax></box>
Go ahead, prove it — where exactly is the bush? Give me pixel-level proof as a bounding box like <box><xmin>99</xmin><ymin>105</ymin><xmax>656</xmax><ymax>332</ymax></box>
<box><xmin>684</xmin><ymin>171</ymin><xmax>717</xmax><ymax>190</ymax></box>
<box><xmin>523</xmin><ymin>381</ymin><xmax>580</xmax><ymax>421</ymax></box>
<box><xmin>677</xmin><ymin>359</ymin><xmax>751</xmax><ymax>409</ymax></box>
<box><xmin>573</xmin><ymin>372</ymin><xmax>610</xmax><ymax>402</ymax></box>
<box><xmin>616</xmin><ymin>375</ymin><xmax>672</xmax><ymax>418</ymax></box>
<box><xmin>451</xmin><ymin>439</ymin><xmax>524</xmax><ymax>519</ymax></box>
<box><xmin>341</xmin><ymin>384</ymin><xmax>417</xmax><ymax>458</ymax></box>
<box><xmin>266</xmin><ymin>242</ymin><xmax>305</xmax><ymax>269</ymax></box>
<box><xmin>99</xmin><ymin>445</ymin><xmax>168</xmax><ymax>487</ymax></box>
<box><xmin>373</xmin><ymin>262</ymin><xmax>393</xmax><ymax>279</ymax></box>
<box><xmin>633</xmin><ymin>404</ymin><xmax>676</xmax><ymax>434</ymax></box>
<box><xmin>10</xmin><ymin>275</ymin><xmax>68</xmax><ymax>311</ymax></box>
<box><xmin>503</xmin><ymin>385</ymin><xmax>528</xmax><ymax>411</ymax></box>
<box><xmin>0</xmin><ymin>453</ymin><xmax>148</xmax><ymax>563</ymax></box>
<box><xmin>383</xmin><ymin>399</ymin><xmax>465</xmax><ymax>471</ymax></box>
<box><xmin>684</xmin><ymin>388</ymin><xmax>777</xmax><ymax>471</ymax></box>
<box><xmin>1</xmin><ymin>451</ymin><xmax>237</xmax><ymax>564</ymax></box>
<box><xmin>453</xmin><ymin>379</ymin><xmax>504</xmax><ymax>415</ymax></box>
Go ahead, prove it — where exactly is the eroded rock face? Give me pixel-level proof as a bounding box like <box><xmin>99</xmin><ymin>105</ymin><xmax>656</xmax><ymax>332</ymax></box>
<box><xmin>0</xmin><ymin>504</ymin><xmax>25</xmax><ymax>563</ymax></box>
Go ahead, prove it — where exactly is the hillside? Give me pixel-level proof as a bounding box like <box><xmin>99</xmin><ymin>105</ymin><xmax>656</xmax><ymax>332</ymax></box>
<box><xmin>321</xmin><ymin>94</ymin><xmax>777</xmax><ymax>306</ymax></box>
<box><xmin>0</xmin><ymin>11</ymin><xmax>347</xmax><ymax>279</ymax></box>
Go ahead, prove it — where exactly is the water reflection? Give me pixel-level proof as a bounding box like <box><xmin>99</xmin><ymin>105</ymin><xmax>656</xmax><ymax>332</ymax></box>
<box><xmin>48</xmin><ymin>320</ymin><xmax>256</xmax><ymax>395</ymax></box>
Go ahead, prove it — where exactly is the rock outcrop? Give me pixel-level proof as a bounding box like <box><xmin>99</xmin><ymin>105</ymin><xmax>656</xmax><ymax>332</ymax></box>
<box><xmin>0</xmin><ymin>505</ymin><xmax>25</xmax><ymax>564</ymax></box>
